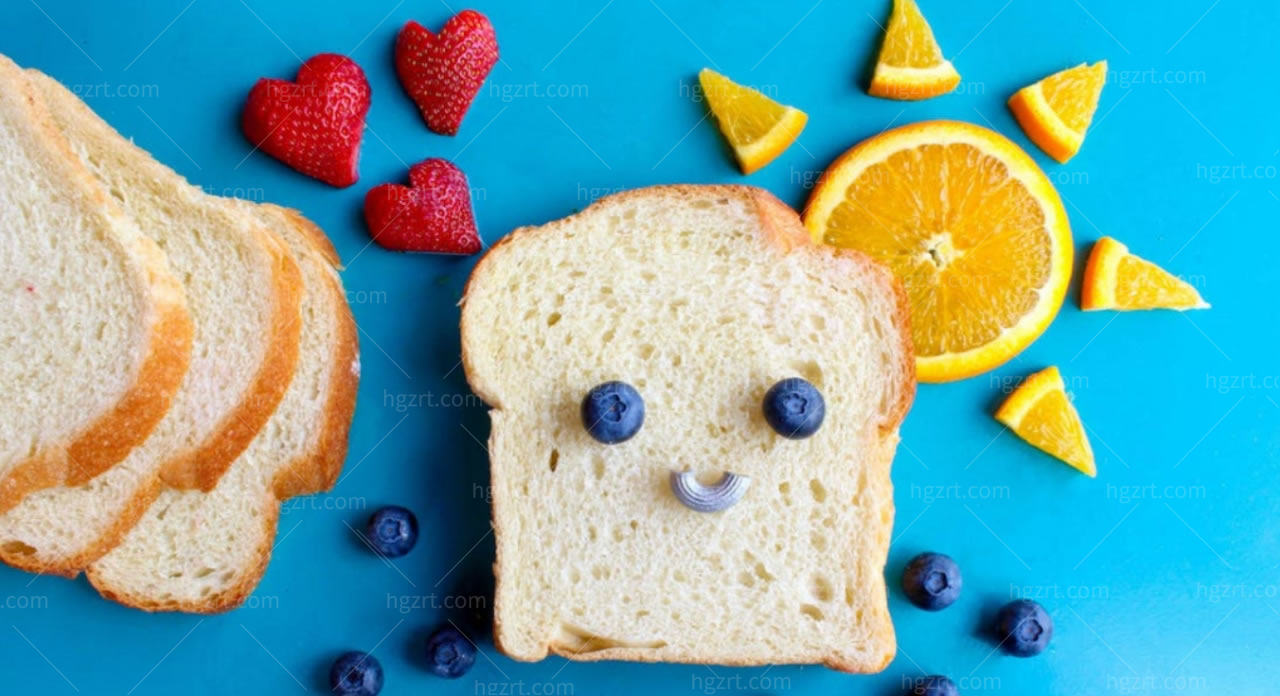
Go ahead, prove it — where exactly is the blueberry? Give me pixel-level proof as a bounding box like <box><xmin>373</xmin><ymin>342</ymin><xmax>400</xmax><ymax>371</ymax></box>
<box><xmin>329</xmin><ymin>651</ymin><xmax>383</xmax><ymax>696</ymax></box>
<box><xmin>363</xmin><ymin>506</ymin><xmax>418</xmax><ymax>558</ymax></box>
<box><xmin>762</xmin><ymin>378</ymin><xmax>825</xmax><ymax>438</ymax></box>
<box><xmin>425</xmin><ymin>625</ymin><xmax>476</xmax><ymax>679</ymax></box>
<box><xmin>910</xmin><ymin>675</ymin><xmax>959</xmax><ymax>696</ymax></box>
<box><xmin>995</xmin><ymin>599</ymin><xmax>1053</xmax><ymax>657</ymax></box>
<box><xmin>581</xmin><ymin>381</ymin><xmax>644</xmax><ymax>444</ymax></box>
<box><xmin>902</xmin><ymin>552</ymin><xmax>962</xmax><ymax>610</ymax></box>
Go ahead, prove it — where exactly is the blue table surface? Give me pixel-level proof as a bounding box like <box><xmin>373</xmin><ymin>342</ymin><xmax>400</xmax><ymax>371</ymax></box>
<box><xmin>2</xmin><ymin>0</ymin><xmax>1275</xmax><ymax>693</ymax></box>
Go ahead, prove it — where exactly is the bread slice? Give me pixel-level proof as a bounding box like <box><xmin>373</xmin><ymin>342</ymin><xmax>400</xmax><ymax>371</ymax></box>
<box><xmin>87</xmin><ymin>202</ymin><xmax>359</xmax><ymax>612</ymax></box>
<box><xmin>460</xmin><ymin>185</ymin><xmax>914</xmax><ymax>672</ymax></box>
<box><xmin>0</xmin><ymin>68</ymin><xmax>304</xmax><ymax>575</ymax></box>
<box><xmin>0</xmin><ymin>54</ymin><xmax>192</xmax><ymax>513</ymax></box>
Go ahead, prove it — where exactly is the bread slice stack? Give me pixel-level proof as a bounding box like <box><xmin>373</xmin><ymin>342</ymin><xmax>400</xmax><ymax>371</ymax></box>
<box><xmin>461</xmin><ymin>186</ymin><xmax>914</xmax><ymax>671</ymax></box>
<box><xmin>0</xmin><ymin>53</ymin><xmax>358</xmax><ymax>612</ymax></box>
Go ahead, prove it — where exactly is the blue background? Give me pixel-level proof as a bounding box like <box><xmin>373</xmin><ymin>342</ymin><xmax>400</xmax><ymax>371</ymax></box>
<box><xmin>1</xmin><ymin>0</ymin><xmax>1274</xmax><ymax>693</ymax></box>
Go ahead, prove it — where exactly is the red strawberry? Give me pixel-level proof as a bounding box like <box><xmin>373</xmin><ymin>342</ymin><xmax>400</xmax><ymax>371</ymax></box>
<box><xmin>242</xmin><ymin>53</ymin><xmax>371</xmax><ymax>187</ymax></box>
<box><xmin>395</xmin><ymin>10</ymin><xmax>498</xmax><ymax>136</ymax></box>
<box><xmin>364</xmin><ymin>159</ymin><xmax>482</xmax><ymax>254</ymax></box>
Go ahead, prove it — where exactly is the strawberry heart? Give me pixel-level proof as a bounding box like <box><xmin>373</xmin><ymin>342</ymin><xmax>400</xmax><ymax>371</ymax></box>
<box><xmin>395</xmin><ymin>10</ymin><xmax>499</xmax><ymax>136</ymax></box>
<box><xmin>242</xmin><ymin>53</ymin><xmax>371</xmax><ymax>187</ymax></box>
<box><xmin>364</xmin><ymin>159</ymin><xmax>482</xmax><ymax>254</ymax></box>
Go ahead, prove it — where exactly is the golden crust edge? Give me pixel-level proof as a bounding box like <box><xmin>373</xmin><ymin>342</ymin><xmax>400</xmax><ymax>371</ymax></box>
<box><xmin>0</xmin><ymin>56</ymin><xmax>194</xmax><ymax>513</ymax></box>
<box><xmin>86</xmin><ymin>210</ymin><xmax>358</xmax><ymax>611</ymax></box>
<box><xmin>461</xmin><ymin>184</ymin><xmax>913</xmax><ymax>672</ymax></box>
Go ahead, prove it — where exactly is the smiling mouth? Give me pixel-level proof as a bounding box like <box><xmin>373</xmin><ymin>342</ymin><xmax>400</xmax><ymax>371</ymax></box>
<box><xmin>669</xmin><ymin>470</ymin><xmax>751</xmax><ymax>513</ymax></box>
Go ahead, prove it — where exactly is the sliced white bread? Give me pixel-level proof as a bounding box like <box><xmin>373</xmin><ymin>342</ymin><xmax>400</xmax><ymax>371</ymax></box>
<box><xmin>88</xmin><ymin>203</ymin><xmax>359</xmax><ymax>612</ymax></box>
<box><xmin>0</xmin><ymin>68</ymin><xmax>304</xmax><ymax>575</ymax></box>
<box><xmin>0</xmin><ymin>54</ymin><xmax>192</xmax><ymax>513</ymax></box>
<box><xmin>460</xmin><ymin>185</ymin><xmax>914</xmax><ymax>672</ymax></box>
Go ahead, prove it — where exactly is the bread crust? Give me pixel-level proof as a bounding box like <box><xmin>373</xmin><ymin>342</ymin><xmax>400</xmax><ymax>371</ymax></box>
<box><xmin>0</xmin><ymin>469</ymin><xmax>165</xmax><ymax>578</ymax></box>
<box><xmin>267</xmin><ymin>204</ymin><xmax>344</xmax><ymax>269</ymax></box>
<box><xmin>89</xmin><ymin>489</ymin><xmax>279</xmax><ymax>613</ymax></box>
<box><xmin>0</xmin><ymin>226</ymin><xmax>302</xmax><ymax>574</ymax></box>
<box><xmin>87</xmin><ymin>208</ymin><xmax>358</xmax><ymax>611</ymax></box>
<box><xmin>159</xmin><ymin>227</ymin><xmax>304</xmax><ymax>492</ymax></box>
<box><xmin>272</xmin><ymin>261</ymin><xmax>360</xmax><ymax>499</ymax></box>
<box><xmin>0</xmin><ymin>55</ymin><xmax>193</xmax><ymax>514</ymax></box>
<box><xmin>0</xmin><ymin>67</ymin><xmax>303</xmax><ymax>576</ymax></box>
<box><xmin>462</xmin><ymin>185</ymin><xmax>915</xmax><ymax>673</ymax></box>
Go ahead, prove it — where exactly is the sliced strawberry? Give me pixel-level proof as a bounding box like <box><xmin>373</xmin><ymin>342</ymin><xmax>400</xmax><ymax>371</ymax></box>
<box><xmin>242</xmin><ymin>53</ymin><xmax>371</xmax><ymax>187</ymax></box>
<box><xmin>364</xmin><ymin>159</ymin><xmax>482</xmax><ymax>254</ymax></box>
<box><xmin>395</xmin><ymin>10</ymin><xmax>498</xmax><ymax>136</ymax></box>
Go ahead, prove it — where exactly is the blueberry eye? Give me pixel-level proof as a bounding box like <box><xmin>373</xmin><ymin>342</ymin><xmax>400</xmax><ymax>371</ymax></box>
<box><xmin>762</xmin><ymin>377</ymin><xmax>825</xmax><ymax>439</ymax></box>
<box><xmin>581</xmin><ymin>381</ymin><xmax>645</xmax><ymax>444</ymax></box>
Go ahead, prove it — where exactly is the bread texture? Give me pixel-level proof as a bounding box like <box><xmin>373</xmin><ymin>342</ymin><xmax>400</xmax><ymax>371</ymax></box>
<box><xmin>0</xmin><ymin>68</ymin><xmax>304</xmax><ymax>575</ymax></box>
<box><xmin>88</xmin><ymin>202</ymin><xmax>359</xmax><ymax>612</ymax></box>
<box><xmin>0</xmin><ymin>54</ymin><xmax>192</xmax><ymax>513</ymax></box>
<box><xmin>460</xmin><ymin>185</ymin><xmax>914</xmax><ymax>672</ymax></box>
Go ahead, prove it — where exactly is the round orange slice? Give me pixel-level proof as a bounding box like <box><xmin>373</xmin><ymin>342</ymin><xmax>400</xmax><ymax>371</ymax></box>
<box><xmin>868</xmin><ymin>0</ymin><xmax>961</xmax><ymax>100</ymax></box>
<box><xmin>803</xmin><ymin>121</ymin><xmax>1073</xmax><ymax>382</ymax></box>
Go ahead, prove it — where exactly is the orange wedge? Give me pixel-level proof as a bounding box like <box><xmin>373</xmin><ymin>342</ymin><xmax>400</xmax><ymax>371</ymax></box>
<box><xmin>698</xmin><ymin>68</ymin><xmax>807</xmax><ymax>174</ymax></box>
<box><xmin>1008</xmin><ymin>61</ymin><xmax>1107</xmax><ymax>163</ymax></box>
<box><xmin>804</xmin><ymin>121</ymin><xmax>1072</xmax><ymax>382</ymax></box>
<box><xmin>995</xmin><ymin>366</ymin><xmax>1095</xmax><ymax>476</ymax></box>
<box><xmin>868</xmin><ymin>0</ymin><xmax>960</xmax><ymax>100</ymax></box>
<box><xmin>1082</xmin><ymin>237</ymin><xmax>1209</xmax><ymax>311</ymax></box>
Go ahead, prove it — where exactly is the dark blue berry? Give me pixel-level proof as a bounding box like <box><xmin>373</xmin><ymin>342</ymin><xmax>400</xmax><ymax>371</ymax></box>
<box><xmin>363</xmin><ymin>506</ymin><xmax>418</xmax><ymax>557</ymax></box>
<box><xmin>902</xmin><ymin>552</ymin><xmax>962</xmax><ymax>611</ymax></box>
<box><xmin>329</xmin><ymin>651</ymin><xmax>383</xmax><ymax>696</ymax></box>
<box><xmin>762</xmin><ymin>378</ymin><xmax>825</xmax><ymax>438</ymax></box>
<box><xmin>910</xmin><ymin>675</ymin><xmax>959</xmax><ymax>696</ymax></box>
<box><xmin>425</xmin><ymin>626</ymin><xmax>476</xmax><ymax>679</ymax></box>
<box><xmin>581</xmin><ymin>381</ymin><xmax>645</xmax><ymax>444</ymax></box>
<box><xmin>996</xmin><ymin>599</ymin><xmax>1053</xmax><ymax>657</ymax></box>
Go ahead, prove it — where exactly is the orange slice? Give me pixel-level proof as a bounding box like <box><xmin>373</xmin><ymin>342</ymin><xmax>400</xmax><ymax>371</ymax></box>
<box><xmin>868</xmin><ymin>0</ymin><xmax>960</xmax><ymax>100</ymax></box>
<box><xmin>995</xmin><ymin>366</ymin><xmax>1095</xmax><ymax>477</ymax></box>
<box><xmin>804</xmin><ymin>120</ymin><xmax>1072</xmax><ymax>382</ymax></box>
<box><xmin>698</xmin><ymin>68</ymin><xmax>807</xmax><ymax>175</ymax></box>
<box><xmin>1081</xmin><ymin>237</ymin><xmax>1209</xmax><ymax>311</ymax></box>
<box><xmin>1008</xmin><ymin>61</ymin><xmax>1107</xmax><ymax>163</ymax></box>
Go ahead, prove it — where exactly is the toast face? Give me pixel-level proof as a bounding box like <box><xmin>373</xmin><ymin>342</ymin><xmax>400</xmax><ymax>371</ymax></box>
<box><xmin>461</xmin><ymin>186</ymin><xmax>914</xmax><ymax>672</ymax></box>
<box><xmin>0</xmin><ymin>54</ymin><xmax>192</xmax><ymax>513</ymax></box>
<box><xmin>0</xmin><ymin>68</ymin><xmax>304</xmax><ymax>575</ymax></box>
